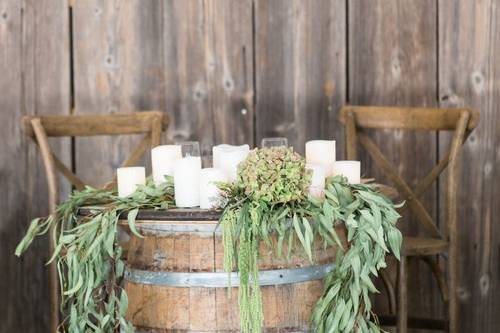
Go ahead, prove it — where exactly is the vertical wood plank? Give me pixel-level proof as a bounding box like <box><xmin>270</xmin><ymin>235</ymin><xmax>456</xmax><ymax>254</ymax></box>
<box><xmin>348</xmin><ymin>0</ymin><xmax>440</xmax><ymax>329</ymax></box>
<box><xmin>162</xmin><ymin>0</ymin><xmax>254</xmax><ymax>159</ymax></box>
<box><xmin>72</xmin><ymin>0</ymin><xmax>165</xmax><ymax>186</ymax></box>
<box><xmin>439</xmin><ymin>1</ymin><xmax>500</xmax><ymax>331</ymax></box>
<box><xmin>254</xmin><ymin>0</ymin><xmax>346</xmax><ymax>154</ymax></box>
<box><xmin>0</xmin><ymin>0</ymin><xmax>70</xmax><ymax>332</ymax></box>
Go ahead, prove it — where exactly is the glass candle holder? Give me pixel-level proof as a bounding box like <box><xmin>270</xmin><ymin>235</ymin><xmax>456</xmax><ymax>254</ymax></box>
<box><xmin>261</xmin><ymin>137</ymin><xmax>288</xmax><ymax>148</ymax></box>
<box><xmin>178</xmin><ymin>141</ymin><xmax>201</xmax><ymax>157</ymax></box>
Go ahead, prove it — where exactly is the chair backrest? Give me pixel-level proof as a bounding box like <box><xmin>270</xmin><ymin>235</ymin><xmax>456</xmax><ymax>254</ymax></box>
<box><xmin>23</xmin><ymin>111</ymin><xmax>169</xmax><ymax>210</ymax></box>
<box><xmin>22</xmin><ymin>111</ymin><xmax>168</xmax><ymax>332</ymax></box>
<box><xmin>339</xmin><ymin>106</ymin><xmax>479</xmax><ymax>239</ymax></box>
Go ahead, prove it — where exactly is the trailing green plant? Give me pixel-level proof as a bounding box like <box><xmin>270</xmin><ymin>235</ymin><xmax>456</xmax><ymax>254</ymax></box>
<box><xmin>15</xmin><ymin>178</ymin><xmax>175</xmax><ymax>333</ymax></box>
<box><xmin>219</xmin><ymin>147</ymin><xmax>317</xmax><ymax>333</ymax></box>
<box><xmin>310</xmin><ymin>178</ymin><xmax>403</xmax><ymax>333</ymax></box>
<box><xmin>16</xmin><ymin>147</ymin><xmax>402</xmax><ymax>333</ymax></box>
<box><xmin>219</xmin><ymin>147</ymin><xmax>403</xmax><ymax>333</ymax></box>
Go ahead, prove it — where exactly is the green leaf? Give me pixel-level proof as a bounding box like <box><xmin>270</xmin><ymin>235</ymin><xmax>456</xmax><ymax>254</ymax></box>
<box><xmin>63</xmin><ymin>273</ymin><xmax>83</xmax><ymax>295</ymax></box>
<box><xmin>119</xmin><ymin>290</ymin><xmax>129</xmax><ymax>316</ymax></box>
<box><xmin>127</xmin><ymin>208</ymin><xmax>143</xmax><ymax>238</ymax></box>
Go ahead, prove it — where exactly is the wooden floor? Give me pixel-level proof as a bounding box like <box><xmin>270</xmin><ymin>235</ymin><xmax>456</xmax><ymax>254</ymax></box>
<box><xmin>0</xmin><ymin>1</ymin><xmax>498</xmax><ymax>332</ymax></box>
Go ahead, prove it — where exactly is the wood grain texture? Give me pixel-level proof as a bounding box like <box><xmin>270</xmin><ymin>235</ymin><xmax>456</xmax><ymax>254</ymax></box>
<box><xmin>125</xmin><ymin>219</ymin><xmax>340</xmax><ymax>332</ymax></box>
<box><xmin>340</xmin><ymin>106</ymin><xmax>479</xmax><ymax>130</ymax></box>
<box><xmin>348</xmin><ymin>0</ymin><xmax>441</xmax><ymax>329</ymax></box>
<box><xmin>1</xmin><ymin>1</ymin><xmax>500</xmax><ymax>332</ymax></box>
<box><xmin>22</xmin><ymin>111</ymin><xmax>168</xmax><ymax>137</ymax></box>
<box><xmin>254</xmin><ymin>0</ymin><xmax>346</xmax><ymax>154</ymax></box>
<box><xmin>162</xmin><ymin>0</ymin><xmax>254</xmax><ymax>159</ymax></box>
<box><xmin>72</xmin><ymin>0</ymin><xmax>166</xmax><ymax>186</ymax></box>
<box><xmin>439</xmin><ymin>0</ymin><xmax>500</xmax><ymax>331</ymax></box>
<box><xmin>0</xmin><ymin>0</ymin><xmax>70</xmax><ymax>332</ymax></box>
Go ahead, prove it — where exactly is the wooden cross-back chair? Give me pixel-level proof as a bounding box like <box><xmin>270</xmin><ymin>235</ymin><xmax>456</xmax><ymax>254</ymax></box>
<box><xmin>339</xmin><ymin>106</ymin><xmax>479</xmax><ymax>333</ymax></box>
<box><xmin>22</xmin><ymin>111</ymin><xmax>169</xmax><ymax>333</ymax></box>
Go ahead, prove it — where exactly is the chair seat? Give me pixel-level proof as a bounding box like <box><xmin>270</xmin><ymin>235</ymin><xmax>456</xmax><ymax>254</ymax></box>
<box><xmin>403</xmin><ymin>237</ymin><xmax>448</xmax><ymax>256</ymax></box>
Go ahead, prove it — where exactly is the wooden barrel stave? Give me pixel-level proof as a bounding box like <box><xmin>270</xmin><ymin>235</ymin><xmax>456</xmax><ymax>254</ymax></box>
<box><xmin>124</xmin><ymin>213</ymin><xmax>343</xmax><ymax>332</ymax></box>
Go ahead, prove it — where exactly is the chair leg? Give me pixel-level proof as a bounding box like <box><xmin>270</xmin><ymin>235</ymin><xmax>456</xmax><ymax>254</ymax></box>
<box><xmin>397</xmin><ymin>255</ymin><xmax>408</xmax><ymax>333</ymax></box>
<box><xmin>448</xmin><ymin>250</ymin><xmax>458</xmax><ymax>332</ymax></box>
<box><xmin>380</xmin><ymin>269</ymin><xmax>397</xmax><ymax>314</ymax></box>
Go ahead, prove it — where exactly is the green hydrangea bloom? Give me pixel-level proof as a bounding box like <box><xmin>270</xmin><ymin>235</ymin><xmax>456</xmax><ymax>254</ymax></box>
<box><xmin>236</xmin><ymin>147</ymin><xmax>310</xmax><ymax>203</ymax></box>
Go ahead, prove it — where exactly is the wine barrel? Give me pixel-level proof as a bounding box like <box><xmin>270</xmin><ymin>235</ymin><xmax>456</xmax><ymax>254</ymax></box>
<box><xmin>123</xmin><ymin>209</ymin><xmax>343</xmax><ymax>333</ymax></box>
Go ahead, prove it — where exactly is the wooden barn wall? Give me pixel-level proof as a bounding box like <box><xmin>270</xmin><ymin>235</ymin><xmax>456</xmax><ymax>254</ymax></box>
<box><xmin>0</xmin><ymin>0</ymin><xmax>498</xmax><ymax>332</ymax></box>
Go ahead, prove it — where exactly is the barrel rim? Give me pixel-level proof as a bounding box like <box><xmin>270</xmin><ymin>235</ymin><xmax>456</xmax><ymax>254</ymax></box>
<box><xmin>79</xmin><ymin>207</ymin><xmax>223</xmax><ymax>221</ymax></box>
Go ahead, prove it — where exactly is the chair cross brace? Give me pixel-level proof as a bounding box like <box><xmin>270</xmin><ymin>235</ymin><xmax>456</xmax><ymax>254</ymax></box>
<box><xmin>352</xmin><ymin>111</ymin><xmax>471</xmax><ymax>239</ymax></box>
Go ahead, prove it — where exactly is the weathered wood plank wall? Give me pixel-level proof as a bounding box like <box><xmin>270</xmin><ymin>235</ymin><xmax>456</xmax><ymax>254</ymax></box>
<box><xmin>0</xmin><ymin>0</ymin><xmax>498</xmax><ymax>332</ymax></box>
<box><xmin>0</xmin><ymin>0</ymin><xmax>70</xmax><ymax>332</ymax></box>
<box><xmin>438</xmin><ymin>1</ymin><xmax>500</xmax><ymax>332</ymax></box>
<box><xmin>348</xmin><ymin>1</ymin><xmax>441</xmax><ymax>328</ymax></box>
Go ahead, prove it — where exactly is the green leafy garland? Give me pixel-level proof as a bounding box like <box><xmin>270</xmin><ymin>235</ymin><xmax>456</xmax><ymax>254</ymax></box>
<box><xmin>15</xmin><ymin>179</ymin><xmax>175</xmax><ymax>333</ymax></box>
<box><xmin>219</xmin><ymin>147</ymin><xmax>403</xmax><ymax>333</ymax></box>
<box><xmin>310</xmin><ymin>180</ymin><xmax>403</xmax><ymax>333</ymax></box>
<box><xmin>16</xmin><ymin>147</ymin><xmax>402</xmax><ymax>333</ymax></box>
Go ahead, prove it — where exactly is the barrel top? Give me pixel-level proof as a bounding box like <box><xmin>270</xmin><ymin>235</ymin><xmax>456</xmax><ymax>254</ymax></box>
<box><xmin>79</xmin><ymin>207</ymin><xmax>222</xmax><ymax>221</ymax></box>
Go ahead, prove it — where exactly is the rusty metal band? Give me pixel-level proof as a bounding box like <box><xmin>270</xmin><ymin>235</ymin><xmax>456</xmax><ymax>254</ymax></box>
<box><xmin>124</xmin><ymin>263</ymin><xmax>334</xmax><ymax>288</ymax></box>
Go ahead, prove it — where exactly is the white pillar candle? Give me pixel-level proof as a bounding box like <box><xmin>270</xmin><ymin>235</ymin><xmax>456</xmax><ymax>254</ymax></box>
<box><xmin>333</xmin><ymin>160</ymin><xmax>361</xmax><ymax>184</ymax></box>
<box><xmin>212</xmin><ymin>144</ymin><xmax>231</xmax><ymax>168</ymax></box>
<box><xmin>212</xmin><ymin>144</ymin><xmax>250</xmax><ymax>169</ymax></box>
<box><xmin>213</xmin><ymin>144</ymin><xmax>250</xmax><ymax>182</ymax></box>
<box><xmin>117</xmin><ymin>167</ymin><xmax>146</xmax><ymax>197</ymax></box>
<box><xmin>174</xmin><ymin>156</ymin><xmax>202</xmax><ymax>207</ymax></box>
<box><xmin>306</xmin><ymin>164</ymin><xmax>326</xmax><ymax>199</ymax></box>
<box><xmin>305</xmin><ymin>140</ymin><xmax>336</xmax><ymax>176</ymax></box>
<box><xmin>199</xmin><ymin>168</ymin><xmax>227</xmax><ymax>209</ymax></box>
<box><xmin>151</xmin><ymin>145</ymin><xmax>182</xmax><ymax>184</ymax></box>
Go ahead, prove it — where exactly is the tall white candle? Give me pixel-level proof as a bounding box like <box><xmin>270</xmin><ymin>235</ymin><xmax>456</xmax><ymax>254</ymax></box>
<box><xmin>305</xmin><ymin>140</ymin><xmax>336</xmax><ymax>176</ymax></box>
<box><xmin>116</xmin><ymin>167</ymin><xmax>146</xmax><ymax>197</ymax></box>
<box><xmin>333</xmin><ymin>160</ymin><xmax>361</xmax><ymax>184</ymax></box>
<box><xmin>174</xmin><ymin>156</ymin><xmax>202</xmax><ymax>207</ymax></box>
<box><xmin>306</xmin><ymin>164</ymin><xmax>326</xmax><ymax>199</ymax></box>
<box><xmin>199</xmin><ymin>168</ymin><xmax>227</xmax><ymax>209</ymax></box>
<box><xmin>151</xmin><ymin>145</ymin><xmax>182</xmax><ymax>184</ymax></box>
<box><xmin>213</xmin><ymin>144</ymin><xmax>250</xmax><ymax>181</ymax></box>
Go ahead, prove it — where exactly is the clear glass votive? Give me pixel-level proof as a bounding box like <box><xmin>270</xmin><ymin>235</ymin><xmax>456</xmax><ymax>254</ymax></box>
<box><xmin>177</xmin><ymin>141</ymin><xmax>201</xmax><ymax>157</ymax></box>
<box><xmin>261</xmin><ymin>137</ymin><xmax>288</xmax><ymax>148</ymax></box>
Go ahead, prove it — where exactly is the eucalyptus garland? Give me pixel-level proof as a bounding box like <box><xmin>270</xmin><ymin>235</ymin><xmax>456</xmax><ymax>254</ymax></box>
<box><xmin>15</xmin><ymin>178</ymin><xmax>175</xmax><ymax>333</ymax></box>
<box><xmin>16</xmin><ymin>146</ymin><xmax>403</xmax><ymax>333</ymax></box>
<box><xmin>310</xmin><ymin>179</ymin><xmax>403</xmax><ymax>333</ymax></box>
<box><xmin>219</xmin><ymin>147</ymin><xmax>403</xmax><ymax>333</ymax></box>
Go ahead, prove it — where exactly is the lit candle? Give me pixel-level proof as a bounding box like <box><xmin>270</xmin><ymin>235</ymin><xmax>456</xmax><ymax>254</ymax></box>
<box><xmin>306</xmin><ymin>164</ymin><xmax>326</xmax><ymax>199</ymax></box>
<box><xmin>151</xmin><ymin>145</ymin><xmax>182</xmax><ymax>184</ymax></box>
<box><xmin>199</xmin><ymin>168</ymin><xmax>227</xmax><ymax>209</ymax></box>
<box><xmin>213</xmin><ymin>144</ymin><xmax>250</xmax><ymax>181</ymax></box>
<box><xmin>117</xmin><ymin>167</ymin><xmax>146</xmax><ymax>197</ymax></box>
<box><xmin>305</xmin><ymin>140</ymin><xmax>336</xmax><ymax>176</ymax></box>
<box><xmin>174</xmin><ymin>156</ymin><xmax>202</xmax><ymax>207</ymax></box>
<box><xmin>333</xmin><ymin>160</ymin><xmax>361</xmax><ymax>184</ymax></box>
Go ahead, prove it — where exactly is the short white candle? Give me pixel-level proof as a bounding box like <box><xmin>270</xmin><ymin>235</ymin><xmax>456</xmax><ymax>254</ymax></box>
<box><xmin>305</xmin><ymin>140</ymin><xmax>336</xmax><ymax>176</ymax></box>
<box><xmin>213</xmin><ymin>144</ymin><xmax>250</xmax><ymax>182</ymax></box>
<box><xmin>199</xmin><ymin>168</ymin><xmax>227</xmax><ymax>209</ymax></box>
<box><xmin>333</xmin><ymin>160</ymin><xmax>361</xmax><ymax>184</ymax></box>
<box><xmin>174</xmin><ymin>156</ymin><xmax>202</xmax><ymax>207</ymax></box>
<box><xmin>117</xmin><ymin>167</ymin><xmax>146</xmax><ymax>197</ymax></box>
<box><xmin>306</xmin><ymin>164</ymin><xmax>326</xmax><ymax>199</ymax></box>
<box><xmin>151</xmin><ymin>145</ymin><xmax>182</xmax><ymax>184</ymax></box>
